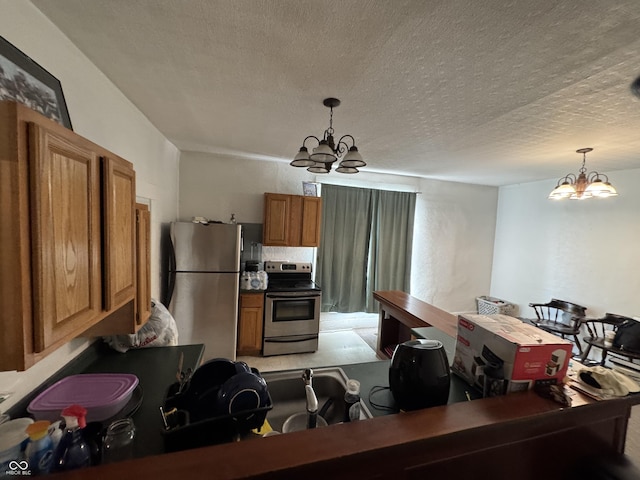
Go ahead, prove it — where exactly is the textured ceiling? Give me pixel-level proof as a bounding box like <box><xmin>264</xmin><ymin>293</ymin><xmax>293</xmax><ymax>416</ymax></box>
<box><xmin>31</xmin><ymin>0</ymin><xmax>640</xmax><ymax>186</ymax></box>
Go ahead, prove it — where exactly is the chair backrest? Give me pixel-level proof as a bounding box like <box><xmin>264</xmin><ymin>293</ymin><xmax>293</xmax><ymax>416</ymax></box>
<box><xmin>529</xmin><ymin>301</ymin><xmax>562</xmax><ymax>322</ymax></box>
<box><xmin>582</xmin><ymin>313</ymin><xmax>633</xmax><ymax>339</ymax></box>
<box><xmin>550</xmin><ymin>298</ymin><xmax>587</xmax><ymax>317</ymax></box>
<box><xmin>529</xmin><ymin>299</ymin><xmax>587</xmax><ymax>325</ymax></box>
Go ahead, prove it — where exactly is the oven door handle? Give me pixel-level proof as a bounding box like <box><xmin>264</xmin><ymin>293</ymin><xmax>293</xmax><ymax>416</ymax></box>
<box><xmin>266</xmin><ymin>293</ymin><xmax>321</xmax><ymax>299</ymax></box>
<box><xmin>264</xmin><ymin>335</ymin><xmax>318</xmax><ymax>343</ymax></box>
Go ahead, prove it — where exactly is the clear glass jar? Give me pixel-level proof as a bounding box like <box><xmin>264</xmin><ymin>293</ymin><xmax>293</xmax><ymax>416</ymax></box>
<box><xmin>101</xmin><ymin>418</ymin><xmax>135</xmax><ymax>464</ymax></box>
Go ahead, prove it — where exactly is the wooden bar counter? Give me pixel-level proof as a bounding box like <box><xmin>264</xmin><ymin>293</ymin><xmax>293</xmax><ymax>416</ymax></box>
<box><xmin>374</xmin><ymin>290</ymin><xmax>458</xmax><ymax>357</ymax></box>
<box><xmin>54</xmin><ymin>292</ymin><xmax>640</xmax><ymax>480</ymax></box>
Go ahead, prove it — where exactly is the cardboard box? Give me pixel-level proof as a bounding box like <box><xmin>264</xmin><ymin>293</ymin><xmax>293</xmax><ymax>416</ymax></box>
<box><xmin>451</xmin><ymin>314</ymin><xmax>573</xmax><ymax>396</ymax></box>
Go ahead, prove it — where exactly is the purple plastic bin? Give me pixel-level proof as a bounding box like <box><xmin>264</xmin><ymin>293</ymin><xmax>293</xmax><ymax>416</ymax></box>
<box><xmin>28</xmin><ymin>374</ymin><xmax>139</xmax><ymax>423</ymax></box>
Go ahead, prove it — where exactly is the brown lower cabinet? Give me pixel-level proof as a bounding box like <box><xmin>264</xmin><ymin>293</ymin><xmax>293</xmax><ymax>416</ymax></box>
<box><xmin>237</xmin><ymin>292</ymin><xmax>264</xmax><ymax>356</ymax></box>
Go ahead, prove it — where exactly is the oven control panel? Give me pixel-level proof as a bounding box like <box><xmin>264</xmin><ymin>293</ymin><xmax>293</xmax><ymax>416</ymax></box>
<box><xmin>264</xmin><ymin>261</ymin><xmax>312</xmax><ymax>273</ymax></box>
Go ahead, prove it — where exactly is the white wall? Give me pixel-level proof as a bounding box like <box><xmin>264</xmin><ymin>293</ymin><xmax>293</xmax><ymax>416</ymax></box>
<box><xmin>412</xmin><ymin>179</ymin><xmax>499</xmax><ymax>313</ymax></box>
<box><xmin>179</xmin><ymin>152</ymin><xmax>499</xmax><ymax>313</ymax></box>
<box><xmin>491</xmin><ymin>169</ymin><xmax>640</xmax><ymax>319</ymax></box>
<box><xmin>0</xmin><ymin>1</ymin><xmax>180</xmax><ymax>411</ymax></box>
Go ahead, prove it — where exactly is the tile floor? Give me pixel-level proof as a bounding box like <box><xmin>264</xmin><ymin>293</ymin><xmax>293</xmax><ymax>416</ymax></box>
<box><xmin>236</xmin><ymin>312</ymin><xmax>383</xmax><ymax>373</ymax></box>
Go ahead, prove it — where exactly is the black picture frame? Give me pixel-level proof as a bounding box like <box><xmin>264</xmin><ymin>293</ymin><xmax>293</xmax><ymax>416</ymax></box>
<box><xmin>0</xmin><ymin>35</ymin><xmax>72</xmax><ymax>129</ymax></box>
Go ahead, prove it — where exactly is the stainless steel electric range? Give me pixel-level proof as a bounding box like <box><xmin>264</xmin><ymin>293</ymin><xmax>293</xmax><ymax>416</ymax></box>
<box><xmin>262</xmin><ymin>261</ymin><xmax>321</xmax><ymax>356</ymax></box>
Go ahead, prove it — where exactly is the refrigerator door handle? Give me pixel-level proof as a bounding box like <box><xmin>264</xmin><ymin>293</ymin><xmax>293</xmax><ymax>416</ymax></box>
<box><xmin>165</xmin><ymin>239</ymin><xmax>177</xmax><ymax>306</ymax></box>
<box><xmin>166</xmin><ymin>270</ymin><xmax>176</xmax><ymax>307</ymax></box>
<box><xmin>168</xmin><ymin>237</ymin><xmax>177</xmax><ymax>273</ymax></box>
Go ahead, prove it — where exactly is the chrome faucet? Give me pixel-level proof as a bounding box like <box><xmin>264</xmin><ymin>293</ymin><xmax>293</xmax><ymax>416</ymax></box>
<box><xmin>302</xmin><ymin>369</ymin><xmax>318</xmax><ymax>429</ymax></box>
<box><xmin>302</xmin><ymin>368</ymin><xmax>313</xmax><ymax>387</ymax></box>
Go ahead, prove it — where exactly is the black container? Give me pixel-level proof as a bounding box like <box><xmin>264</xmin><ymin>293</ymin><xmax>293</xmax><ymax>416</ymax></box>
<box><xmin>245</xmin><ymin>260</ymin><xmax>260</xmax><ymax>272</ymax></box>
<box><xmin>389</xmin><ymin>339</ymin><xmax>450</xmax><ymax>411</ymax></box>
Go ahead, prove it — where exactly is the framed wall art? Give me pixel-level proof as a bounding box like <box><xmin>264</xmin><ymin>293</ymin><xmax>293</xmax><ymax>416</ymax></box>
<box><xmin>0</xmin><ymin>35</ymin><xmax>72</xmax><ymax>129</ymax></box>
<box><xmin>302</xmin><ymin>181</ymin><xmax>318</xmax><ymax>197</ymax></box>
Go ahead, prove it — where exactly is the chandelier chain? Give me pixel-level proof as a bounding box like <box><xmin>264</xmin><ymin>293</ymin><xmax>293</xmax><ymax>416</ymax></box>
<box><xmin>579</xmin><ymin>151</ymin><xmax>587</xmax><ymax>174</ymax></box>
<box><xmin>327</xmin><ymin>105</ymin><xmax>334</xmax><ymax>135</ymax></box>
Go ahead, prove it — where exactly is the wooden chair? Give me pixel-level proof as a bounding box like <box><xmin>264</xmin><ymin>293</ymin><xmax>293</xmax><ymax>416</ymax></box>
<box><xmin>528</xmin><ymin>299</ymin><xmax>587</xmax><ymax>355</ymax></box>
<box><xmin>580</xmin><ymin>313</ymin><xmax>640</xmax><ymax>366</ymax></box>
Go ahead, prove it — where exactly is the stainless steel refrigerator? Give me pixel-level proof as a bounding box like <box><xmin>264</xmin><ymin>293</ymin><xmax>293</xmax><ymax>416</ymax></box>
<box><xmin>166</xmin><ymin>222</ymin><xmax>242</xmax><ymax>361</ymax></box>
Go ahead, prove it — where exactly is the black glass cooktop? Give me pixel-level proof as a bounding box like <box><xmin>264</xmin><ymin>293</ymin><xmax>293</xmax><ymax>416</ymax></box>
<box><xmin>266</xmin><ymin>279</ymin><xmax>321</xmax><ymax>292</ymax></box>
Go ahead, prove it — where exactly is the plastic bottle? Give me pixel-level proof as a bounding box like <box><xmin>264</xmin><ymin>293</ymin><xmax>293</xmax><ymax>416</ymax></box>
<box><xmin>343</xmin><ymin>379</ymin><xmax>361</xmax><ymax>422</ymax></box>
<box><xmin>259</xmin><ymin>270</ymin><xmax>268</xmax><ymax>290</ymax></box>
<box><xmin>240</xmin><ymin>271</ymin><xmax>251</xmax><ymax>290</ymax></box>
<box><xmin>48</xmin><ymin>420</ymin><xmax>63</xmax><ymax>450</ymax></box>
<box><xmin>249</xmin><ymin>271</ymin><xmax>261</xmax><ymax>290</ymax></box>
<box><xmin>25</xmin><ymin>420</ymin><xmax>54</xmax><ymax>475</ymax></box>
<box><xmin>51</xmin><ymin>405</ymin><xmax>92</xmax><ymax>472</ymax></box>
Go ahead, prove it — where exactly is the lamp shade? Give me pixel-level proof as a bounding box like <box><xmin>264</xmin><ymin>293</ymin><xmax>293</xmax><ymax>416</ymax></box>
<box><xmin>585</xmin><ymin>179</ymin><xmax>618</xmax><ymax>198</ymax></box>
<box><xmin>310</xmin><ymin>141</ymin><xmax>337</xmax><ymax>163</ymax></box>
<box><xmin>548</xmin><ymin>182</ymin><xmax>576</xmax><ymax>200</ymax></box>
<box><xmin>336</xmin><ymin>166</ymin><xmax>359</xmax><ymax>174</ymax></box>
<box><xmin>290</xmin><ymin>147</ymin><xmax>315</xmax><ymax>167</ymax></box>
<box><xmin>339</xmin><ymin>146</ymin><xmax>366</xmax><ymax>168</ymax></box>
<box><xmin>599</xmin><ymin>182</ymin><xmax>618</xmax><ymax>197</ymax></box>
<box><xmin>307</xmin><ymin>162</ymin><xmax>330</xmax><ymax>174</ymax></box>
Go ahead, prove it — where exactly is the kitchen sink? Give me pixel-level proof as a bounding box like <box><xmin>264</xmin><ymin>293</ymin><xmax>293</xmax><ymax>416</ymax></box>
<box><xmin>260</xmin><ymin>367</ymin><xmax>372</xmax><ymax>433</ymax></box>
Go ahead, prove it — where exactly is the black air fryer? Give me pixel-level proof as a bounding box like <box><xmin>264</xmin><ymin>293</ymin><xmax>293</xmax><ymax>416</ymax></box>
<box><xmin>389</xmin><ymin>339</ymin><xmax>451</xmax><ymax>411</ymax></box>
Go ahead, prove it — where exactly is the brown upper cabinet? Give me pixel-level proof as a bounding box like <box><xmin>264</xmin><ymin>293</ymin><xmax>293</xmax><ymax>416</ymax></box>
<box><xmin>263</xmin><ymin>193</ymin><xmax>322</xmax><ymax>247</ymax></box>
<box><xmin>0</xmin><ymin>101</ymin><xmax>139</xmax><ymax>371</ymax></box>
<box><xmin>103</xmin><ymin>156</ymin><xmax>136</xmax><ymax>311</ymax></box>
<box><xmin>135</xmin><ymin>203</ymin><xmax>152</xmax><ymax>328</ymax></box>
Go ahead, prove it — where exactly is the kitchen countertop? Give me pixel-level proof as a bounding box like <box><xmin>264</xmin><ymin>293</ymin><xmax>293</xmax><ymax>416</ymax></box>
<box><xmin>7</xmin><ymin>341</ymin><xmax>204</xmax><ymax>459</ymax></box>
<box><xmin>8</xmin><ymin>334</ymin><xmax>479</xmax><ymax>463</ymax></box>
<box><xmin>52</xmin><ymin>355</ymin><xmax>640</xmax><ymax>480</ymax></box>
<box><xmin>341</xmin><ymin>329</ymin><xmax>482</xmax><ymax>418</ymax></box>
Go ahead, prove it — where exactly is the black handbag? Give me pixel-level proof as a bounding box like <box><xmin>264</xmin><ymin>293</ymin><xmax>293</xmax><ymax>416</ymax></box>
<box><xmin>613</xmin><ymin>319</ymin><xmax>640</xmax><ymax>354</ymax></box>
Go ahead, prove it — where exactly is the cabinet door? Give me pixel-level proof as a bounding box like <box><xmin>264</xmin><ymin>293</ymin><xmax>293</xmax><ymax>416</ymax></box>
<box><xmin>263</xmin><ymin>193</ymin><xmax>291</xmax><ymax>246</ymax></box>
<box><xmin>301</xmin><ymin>197</ymin><xmax>322</xmax><ymax>247</ymax></box>
<box><xmin>103</xmin><ymin>156</ymin><xmax>136</xmax><ymax>310</ymax></box>
<box><xmin>135</xmin><ymin>203</ymin><xmax>151</xmax><ymax>328</ymax></box>
<box><xmin>237</xmin><ymin>293</ymin><xmax>264</xmax><ymax>355</ymax></box>
<box><xmin>29</xmin><ymin>124</ymin><xmax>102</xmax><ymax>352</ymax></box>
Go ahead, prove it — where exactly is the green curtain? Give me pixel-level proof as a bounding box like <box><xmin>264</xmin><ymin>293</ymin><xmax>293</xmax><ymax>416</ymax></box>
<box><xmin>316</xmin><ymin>184</ymin><xmax>416</xmax><ymax>313</ymax></box>
<box><xmin>366</xmin><ymin>189</ymin><xmax>416</xmax><ymax>311</ymax></box>
<box><xmin>316</xmin><ymin>184</ymin><xmax>372</xmax><ymax>312</ymax></box>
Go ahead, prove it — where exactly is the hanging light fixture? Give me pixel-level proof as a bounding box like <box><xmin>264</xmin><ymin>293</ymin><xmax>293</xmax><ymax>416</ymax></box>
<box><xmin>290</xmin><ymin>98</ymin><xmax>366</xmax><ymax>174</ymax></box>
<box><xmin>548</xmin><ymin>148</ymin><xmax>618</xmax><ymax>200</ymax></box>
<box><xmin>632</xmin><ymin>74</ymin><xmax>640</xmax><ymax>99</ymax></box>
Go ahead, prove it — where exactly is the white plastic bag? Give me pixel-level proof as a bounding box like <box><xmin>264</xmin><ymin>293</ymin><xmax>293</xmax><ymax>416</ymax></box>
<box><xmin>103</xmin><ymin>299</ymin><xmax>179</xmax><ymax>353</ymax></box>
